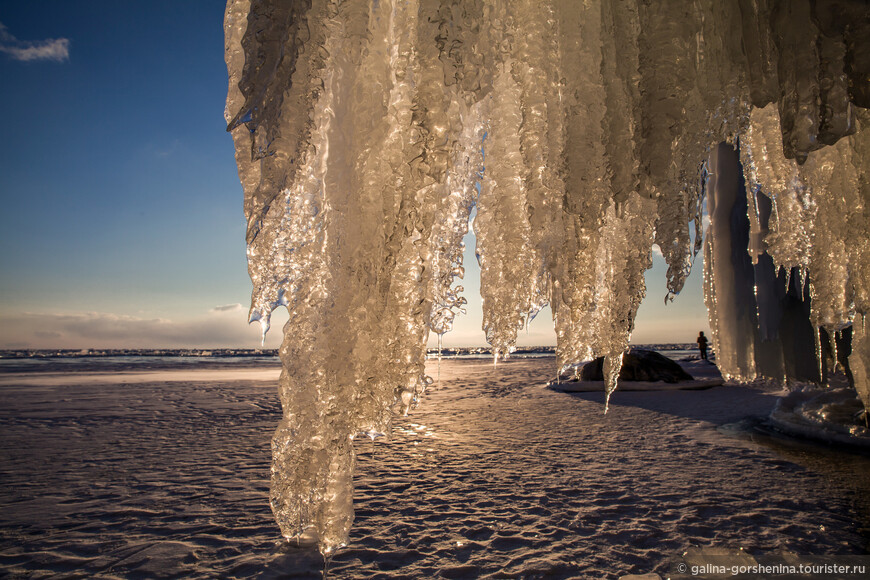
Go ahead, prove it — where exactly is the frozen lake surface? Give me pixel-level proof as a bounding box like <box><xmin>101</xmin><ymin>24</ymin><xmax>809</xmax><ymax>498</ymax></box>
<box><xmin>1</xmin><ymin>357</ymin><xmax>868</xmax><ymax>578</ymax></box>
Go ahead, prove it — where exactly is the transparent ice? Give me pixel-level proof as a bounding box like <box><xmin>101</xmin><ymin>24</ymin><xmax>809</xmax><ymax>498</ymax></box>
<box><xmin>225</xmin><ymin>0</ymin><xmax>870</xmax><ymax>555</ymax></box>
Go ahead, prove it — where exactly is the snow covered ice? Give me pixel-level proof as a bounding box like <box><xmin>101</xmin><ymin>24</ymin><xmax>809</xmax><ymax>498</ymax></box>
<box><xmin>225</xmin><ymin>0</ymin><xmax>870</xmax><ymax>554</ymax></box>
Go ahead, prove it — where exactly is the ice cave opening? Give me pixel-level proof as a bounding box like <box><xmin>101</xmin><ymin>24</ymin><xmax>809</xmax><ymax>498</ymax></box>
<box><xmin>225</xmin><ymin>0</ymin><xmax>870</xmax><ymax>555</ymax></box>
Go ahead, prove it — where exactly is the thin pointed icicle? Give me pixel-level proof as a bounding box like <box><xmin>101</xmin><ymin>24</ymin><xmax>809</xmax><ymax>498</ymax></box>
<box><xmin>584</xmin><ymin>195</ymin><xmax>656</xmax><ymax>405</ymax></box>
<box><xmin>436</xmin><ymin>333</ymin><xmax>442</xmax><ymax>385</ymax></box>
<box><xmin>597</xmin><ymin>195</ymin><xmax>657</xmax><ymax>355</ymax></box>
<box><xmin>603</xmin><ymin>352</ymin><xmax>624</xmax><ymax>414</ymax></box>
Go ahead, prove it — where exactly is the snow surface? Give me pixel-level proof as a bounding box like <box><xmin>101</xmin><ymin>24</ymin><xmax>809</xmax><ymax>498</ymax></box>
<box><xmin>1</xmin><ymin>358</ymin><xmax>869</xmax><ymax>578</ymax></box>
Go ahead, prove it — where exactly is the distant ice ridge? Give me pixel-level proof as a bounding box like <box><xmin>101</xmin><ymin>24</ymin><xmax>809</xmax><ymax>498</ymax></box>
<box><xmin>225</xmin><ymin>0</ymin><xmax>870</xmax><ymax>555</ymax></box>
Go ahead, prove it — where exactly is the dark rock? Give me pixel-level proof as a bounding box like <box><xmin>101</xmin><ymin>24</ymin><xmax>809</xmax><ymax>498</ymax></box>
<box><xmin>580</xmin><ymin>349</ymin><xmax>693</xmax><ymax>383</ymax></box>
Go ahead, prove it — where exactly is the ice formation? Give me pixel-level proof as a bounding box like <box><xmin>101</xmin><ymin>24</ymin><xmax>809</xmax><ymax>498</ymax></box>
<box><xmin>225</xmin><ymin>0</ymin><xmax>870</xmax><ymax>554</ymax></box>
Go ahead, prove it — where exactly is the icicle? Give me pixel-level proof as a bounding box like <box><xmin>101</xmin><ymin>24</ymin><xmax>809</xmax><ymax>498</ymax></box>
<box><xmin>550</xmin><ymin>0</ymin><xmax>611</xmax><ymax>370</ymax></box>
<box><xmin>800</xmin><ymin>137</ymin><xmax>857</xmax><ymax>332</ymax></box>
<box><xmin>703</xmin><ymin>143</ymin><xmax>758</xmax><ymax>381</ymax></box>
<box><xmin>510</xmin><ymin>0</ymin><xmax>561</xmax><ymax>316</ymax></box>
<box><xmin>637</xmin><ymin>0</ymin><xmax>708</xmax><ymax>296</ymax></box>
<box><xmin>848</xmin><ymin>109</ymin><xmax>870</xmax><ymax>315</ymax></box>
<box><xmin>225</xmin><ymin>0</ymin><xmax>870</xmax><ymax>556</ymax></box>
<box><xmin>603</xmin><ymin>351</ymin><xmax>624</xmax><ymax>414</ymax></box>
<box><xmin>817</xmin><ymin>34</ymin><xmax>856</xmax><ymax>146</ymax></box>
<box><xmin>475</xmin><ymin>50</ymin><xmax>536</xmax><ymax>355</ymax></box>
<box><xmin>771</xmin><ymin>0</ymin><xmax>821</xmax><ymax>163</ymax></box>
<box><xmin>434</xmin><ymin>334</ymin><xmax>444</xmax><ymax>389</ymax></box>
<box><xmin>814</xmin><ymin>326</ymin><xmax>825</xmax><ymax>385</ymax></box>
<box><xmin>740</xmin><ymin>104</ymin><xmax>813</xmax><ymax>274</ymax></box>
<box><xmin>600</xmin><ymin>0</ymin><xmax>641</xmax><ymax>205</ymax></box>
<box><xmin>737</xmin><ymin>0</ymin><xmax>779</xmax><ymax>108</ymax></box>
<box><xmin>841</xmin><ymin>6</ymin><xmax>870</xmax><ymax>108</ymax></box>
<box><xmin>850</xmin><ymin>314</ymin><xmax>870</xmax><ymax>414</ymax></box>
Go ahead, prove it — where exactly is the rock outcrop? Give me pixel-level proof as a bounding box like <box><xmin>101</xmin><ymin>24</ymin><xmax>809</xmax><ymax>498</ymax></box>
<box><xmin>580</xmin><ymin>349</ymin><xmax>694</xmax><ymax>383</ymax></box>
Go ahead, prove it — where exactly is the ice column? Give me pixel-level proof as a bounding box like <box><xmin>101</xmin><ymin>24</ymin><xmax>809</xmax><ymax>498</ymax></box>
<box><xmin>704</xmin><ymin>144</ymin><xmax>759</xmax><ymax>380</ymax></box>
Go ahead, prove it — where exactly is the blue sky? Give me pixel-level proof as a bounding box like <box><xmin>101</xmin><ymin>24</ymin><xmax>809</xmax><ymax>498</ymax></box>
<box><xmin>0</xmin><ymin>0</ymin><xmax>709</xmax><ymax>349</ymax></box>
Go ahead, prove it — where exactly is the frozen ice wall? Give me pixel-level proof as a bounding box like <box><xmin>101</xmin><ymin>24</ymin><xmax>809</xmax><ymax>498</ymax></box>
<box><xmin>225</xmin><ymin>0</ymin><xmax>870</xmax><ymax>554</ymax></box>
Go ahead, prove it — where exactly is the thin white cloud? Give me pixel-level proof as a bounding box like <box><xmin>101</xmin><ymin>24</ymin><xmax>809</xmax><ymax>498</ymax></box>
<box><xmin>0</xmin><ymin>22</ymin><xmax>69</xmax><ymax>62</ymax></box>
<box><xmin>0</xmin><ymin>307</ymin><xmax>282</xmax><ymax>349</ymax></box>
<box><xmin>144</xmin><ymin>139</ymin><xmax>183</xmax><ymax>159</ymax></box>
<box><xmin>211</xmin><ymin>303</ymin><xmax>244</xmax><ymax>313</ymax></box>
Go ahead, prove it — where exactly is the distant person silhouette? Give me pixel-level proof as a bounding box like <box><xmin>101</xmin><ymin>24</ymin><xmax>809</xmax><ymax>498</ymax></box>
<box><xmin>697</xmin><ymin>331</ymin><xmax>709</xmax><ymax>361</ymax></box>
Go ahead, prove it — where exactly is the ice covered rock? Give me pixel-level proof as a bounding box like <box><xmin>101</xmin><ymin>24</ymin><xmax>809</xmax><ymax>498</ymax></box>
<box><xmin>580</xmin><ymin>349</ymin><xmax>694</xmax><ymax>384</ymax></box>
<box><xmin>768</xmin><ymin>386</ymin><xmax>870</xmax><ymax>448</ymax></box>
